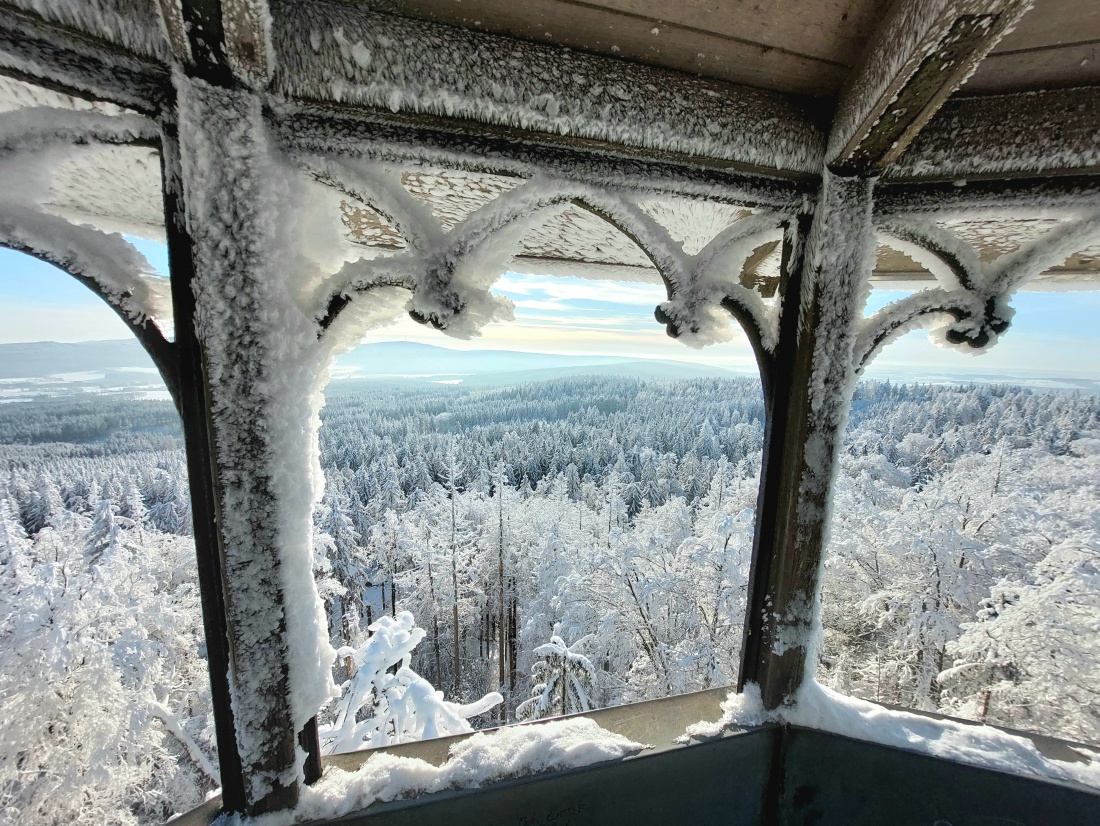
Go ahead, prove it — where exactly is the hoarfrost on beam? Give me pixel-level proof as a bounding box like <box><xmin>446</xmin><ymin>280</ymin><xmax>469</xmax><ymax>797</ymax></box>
<box><xmin>890</xmin><ymin>87</ymin><xmax>1100</xmax><ymax>181</ymax></box>
<box><xmin>307</xmin><ymin>159</ymin><xmax>790</xmax><ymax>354</ymax></box>
<box><xmin>7</xmin><ymin>0</ymin><xmax>172</xmax><ymax>62</ymax></box>
<box><xmin>861</xmin><ymin>211</ymin><xmax>1100</xmax><ymax>367</ymax></box>
<box><xmin>269</xmin><ymin>0</ymin><xmax>824</xmax><ymax>175</ymax></box>
<box><xmin>176</xmin><ymin>73</ymin><xmax>347</xmax><ymax>803</ymax></box>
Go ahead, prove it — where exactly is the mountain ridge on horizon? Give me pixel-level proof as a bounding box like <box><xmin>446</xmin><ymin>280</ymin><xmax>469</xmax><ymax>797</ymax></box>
<box><xmin>3</xmin><ymin>339</ymin><xmax>1096</xmax><ymax>395</ymax></box>
<box><xmin>0</xmin><ymin>338</ymin><xmax>741</xmax><ymax>381</ymax></box>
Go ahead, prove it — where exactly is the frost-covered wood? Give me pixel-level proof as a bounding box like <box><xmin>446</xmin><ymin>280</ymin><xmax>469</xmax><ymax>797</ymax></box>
<box><xmin>889</xmin><ymin>86</ymin><xmax>1100</xmax><ymax>181</ymax></box>
<box><xmin>6</xmin><ymin>0</ymin><xmax>170</xmax><ymax>61</ymax></box>
<box><xmin>828</xmin><ymin>0</ymin><xmax>1031</xmax><ymax>172</ymax></box>
<box><xmin>220</xmin><ymin>0</ymin><xmax>274</xmax><ymax>88</ymax></box>
<box><xmin>875</xmin><ymin>176</ymin><xmax>1100</xmax><ymax>218</ymax></box>
<box><xmin>306</xmin><ymin>159</ymin><xmax>790</xmax><ymax>350</ymax></box>
<box><xmin>269</xmin><ymin>0</ymin><xmax>825</xmax><ymax>176</ymax></box>
<box><xmin>174</xmin><ymin>75</ymin><xmax>339</xmax><ymax>813</ymax></box>
<box><xmin>860</xmin><ymin>212</ymin><xmax>1100</xmax><ymax>367</ymax></box>
<box><xmin>740</xmin><ymin>173</ymin><xmax>876</xmax><ymax>710</ymax></box>
<box><xmin>0</xmin><ymin>2</ymin><xmax>168</xmax><ymax>114</ymax></box>
<box><xmin>276</xmin><ymin>109</ymin><xmax>808</xmax><ymax>211</ymax></box>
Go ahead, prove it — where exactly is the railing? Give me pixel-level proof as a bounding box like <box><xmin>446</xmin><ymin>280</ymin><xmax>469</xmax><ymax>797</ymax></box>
<box><xmin>171</xmin><ymin>685</ymin><xmax>1099</xmax><ymax>825</ymax></box>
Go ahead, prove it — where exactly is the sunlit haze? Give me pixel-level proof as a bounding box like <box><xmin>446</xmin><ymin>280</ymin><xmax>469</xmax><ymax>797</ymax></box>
<box><xmin>1</xmin><ymin>242</ymin><xmax>1098</xmax><ymax>387</ymax></box>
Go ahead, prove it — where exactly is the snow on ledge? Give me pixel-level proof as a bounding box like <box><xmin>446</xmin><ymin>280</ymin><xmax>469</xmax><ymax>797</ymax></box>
<box><xmin>218</xmin><ymin>718</ymin><xmax>650</xmax><ymax>825</ymax></box>
<box><xmin>682</xmin><ymin>681</ymin><xmax>1100</xmax><ymax>791</ymax></box>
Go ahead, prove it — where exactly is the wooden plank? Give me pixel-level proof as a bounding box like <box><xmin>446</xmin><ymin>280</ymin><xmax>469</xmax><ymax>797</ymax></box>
<box><xmin>271</xmin><ymin>1</ymin><xmax>827</xmax><ymax>177</ymax></box>
<box><xmin>174</xmin><ymin>0</ymin><xmax>233</xmax><ymax>85</ymax></box>
<box><xmin>987</xmin><ymin>0</ymin><xmax>1100</xmax><ymax>51</ymax></box>
<box><xmin>587</xmin><ymin>0</ymin><xmax>886</xmax><ymax>63</ymax></box>
<box><xmin>172</xmin><ymin>0</ymin><xmax>273</xmax><ymax>88</ymax></box>
<box><xmin>0</xmin><ymin>1</ymin><xmax>169</xmax><ymax>114</ymax></box>
<box><xmin>381</xmin><ymin>0</ymin><xmax>871</xmax><ymax>95</ymax></box>
<box><xmin>220</xmin><ymin>0</ymin><xmax>273</xmax><ymax>87</ymax></box>
<box><xmin>156</xmin><ymin>0</ymin><xmax>192</xmax><ymax>65</ymax></box>
<box><xmin>875</xmin><ymin>174</ymin><xmax>1100</xmax><ymax>216</ymax></box>
<box><xmin>276</xmin><ymin>108</ymin><xmax>813</xmax><ymax>208</ymax></box>
<box><xmin>964</xmin><ymin>43</ymin><xmax>1100</xmax><ymax>94</ymax></box>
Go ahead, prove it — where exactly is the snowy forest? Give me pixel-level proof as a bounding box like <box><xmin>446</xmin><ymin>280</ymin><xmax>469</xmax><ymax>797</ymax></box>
<box><xmin>1</xmin><ymin>375</ymin><xmax>1098</xmax><ymax>824</ymax></box>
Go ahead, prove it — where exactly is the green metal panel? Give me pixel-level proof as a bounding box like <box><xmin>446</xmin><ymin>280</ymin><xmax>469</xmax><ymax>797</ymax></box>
<box><xmin>326</xmin><ymin>728</ymin><xmax>779</xmax><ymax>826</ymax></box>
<box><xmin>779</xmin><ymin>726</ymin><xmax>1100</xmax><ymax>826</ymax></box>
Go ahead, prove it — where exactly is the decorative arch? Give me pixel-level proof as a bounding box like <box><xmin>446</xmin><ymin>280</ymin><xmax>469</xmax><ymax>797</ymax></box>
<box><xmin>0</xmin><ymin>108</ymin><xmax>178</xmax><ymax>406</ymax></box>
<box><xmin>859</xmin><ymin>212</ymin><xmax>1100</xmax><ymax>372</ymax></box>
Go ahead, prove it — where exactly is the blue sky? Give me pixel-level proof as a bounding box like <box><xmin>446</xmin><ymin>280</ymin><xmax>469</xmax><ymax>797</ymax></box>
<box><xmin>2</xmin><ymin>241</ymin><xmax>1098</xmax><ymax>385</ymax></box>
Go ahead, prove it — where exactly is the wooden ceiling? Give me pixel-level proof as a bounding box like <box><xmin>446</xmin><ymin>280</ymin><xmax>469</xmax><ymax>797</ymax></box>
<box><xmin>365</xmin><ymin>0</ymin><xmax>1100</xmax><ymax>97</ymax></box>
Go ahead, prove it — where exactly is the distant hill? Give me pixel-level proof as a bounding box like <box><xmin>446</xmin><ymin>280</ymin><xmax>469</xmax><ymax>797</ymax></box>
<box><xmin>5</xmin><ymin>339</ymin><xmax>1092</xmax><ymax>394</ymax></box>
<box><xmin>0</xmin><ymin>339</ymin><xmax>742</xmax><ymax>385</ymax></box>
<box><xmin>332</xmin><ymin>341</ymin><xmax>636</xmax><ymax>378</ymax></box>
<box><xmin>0</xmin><ymin>339</ymin><xmax>153</xmax><ymax>378</ymax></box>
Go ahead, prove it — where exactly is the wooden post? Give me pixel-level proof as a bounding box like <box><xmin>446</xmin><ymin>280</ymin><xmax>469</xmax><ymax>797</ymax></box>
<box><xmin>159</xmin><ymin>115</ymin><xmax>248</xmax><ymax>813</ymax></box>
<box><xmin>171</xmin><ymin>74</ymin><xmax>326</xmax><ymax>814</ymax></box>
<box><xmin>739</xmin><ymin>173</ymin><xmax>875</xmax><ymax>709</ymax></box>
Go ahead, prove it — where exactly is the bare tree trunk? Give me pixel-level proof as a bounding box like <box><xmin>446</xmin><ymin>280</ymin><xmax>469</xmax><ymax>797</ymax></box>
<box><xmin>508</xmin><ymin>579</ymin><xmax>519</xmax><ymax>692</ymax></box>
<box><xmin>427</xmin><ymin>556</ymin><xmax>441</xmax><ymax>684</ymax></box>
<box><xmin>498</xmin><ymin>471</ymin><xmax>507</xmax><ymax>717</ymax></box>
<box><xmin>451</xmin><ymin>532</ymin><xmax>460</xmax><ymax>694</ymax></box>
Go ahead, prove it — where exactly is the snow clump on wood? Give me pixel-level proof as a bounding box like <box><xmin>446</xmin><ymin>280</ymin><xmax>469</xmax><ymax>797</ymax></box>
<box><xmin>217</xmin><ymin>718</ymin><xmax>649</xmax><ymax>825</ymax></box>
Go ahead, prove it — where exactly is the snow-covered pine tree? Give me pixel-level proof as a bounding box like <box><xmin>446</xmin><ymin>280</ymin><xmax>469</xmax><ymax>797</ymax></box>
<box><xmin>516</xmin><ymin>635</ymin><xmax>598</xmax><ymax>721</ymax></box>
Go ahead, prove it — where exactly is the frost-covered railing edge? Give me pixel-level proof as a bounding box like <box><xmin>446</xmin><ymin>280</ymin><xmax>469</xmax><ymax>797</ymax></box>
<box><xmin>169</xmin><ymin>683</ymin><xmax>1100</xmax><ymax>826</ymax></box>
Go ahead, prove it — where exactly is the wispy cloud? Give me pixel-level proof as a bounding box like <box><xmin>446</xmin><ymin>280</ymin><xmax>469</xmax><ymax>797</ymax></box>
<box><xmin>494</xmin><ymin>273</ymin><xmax>663</xmax><ymax>307</ymax></box>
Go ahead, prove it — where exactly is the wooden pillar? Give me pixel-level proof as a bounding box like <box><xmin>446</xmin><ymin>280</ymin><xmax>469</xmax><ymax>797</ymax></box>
<box><xmin>739</xmin><ymin>172</ymin><xmax>875</xmax><ymax>709</ymax></box>
<box><xmin>170</xmin><ymin>72</ymin><xmax>333</xmax><ymax>815</ymax></box>
<box><xmin>159</xmin><ymin>114</ymin><xmax>249</xmax><ymax>813</ymax></box>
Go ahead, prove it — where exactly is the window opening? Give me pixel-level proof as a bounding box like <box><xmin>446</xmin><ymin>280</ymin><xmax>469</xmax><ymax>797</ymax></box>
<box><xmin>0</xmin><ymin>247</ymin><xmax>219</xmax><ymax>823</ymax></box>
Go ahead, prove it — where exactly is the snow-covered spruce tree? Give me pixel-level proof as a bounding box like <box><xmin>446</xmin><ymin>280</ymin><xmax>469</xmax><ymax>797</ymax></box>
<box><xmin>516</xmin><ymin>635</ymin><xmax>598</xmax><ymax>721</ymax></box>
<box><xmin>0</xmin><ymin>488</ymin><xmax>216</xmax><ymax>825</ymax></box>
<box><xmin>318</xmin><ymin>611</ymin><xmax>501</xmax><ymax>753</ymax></box>
<box><xmin>938</xmin><ymin>543</ymin><xmax>1100</xmax><ymax>744</ymax></box>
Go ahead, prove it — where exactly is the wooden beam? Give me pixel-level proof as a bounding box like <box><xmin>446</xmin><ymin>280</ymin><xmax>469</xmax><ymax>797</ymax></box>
<box><xmin>277</xmin><ymin>108</ymin><xmax>812</xmax><ymax>210</ymax></box>
<box><xmin>164</xmin><ymin>0</ymin><xmax>273</xmax><ymax>88</ymax></box>
<box><xmin>220</xmin><ymin>0</ymin><xmax>273</xmax><ymax>88</ymax></box>
<box><xmin>828</xmin><ymin>0</ymin><xmax>1033</xmax><ymax>174</ymax></box>
<box><xmin>875</xmin><ymin>174</ymin><xmax>1100</xmax><ymax>216</ymax></box>
<box><xmin>175</xmin><ymin>74</ymin><xmax>334</xmax><ymax>815</ymax></box>
<box><xmin>0</xmin><ymin>1</ymin><xmax>169</xmax><ymax>114</ymax></box>
<box><xmin>269</xmin><ymin>0</ymin><xmax>826</xmax><ymax>178</ymax></box>
<box><xmin>887</xmin><ymin>86</ymin><xmax>1100</xmax><ymax>181</ymax></box>
<box><xmin>374</xmin><ymin>0</ymin><xmax>862</xmax><ymax>97</ymax></box>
